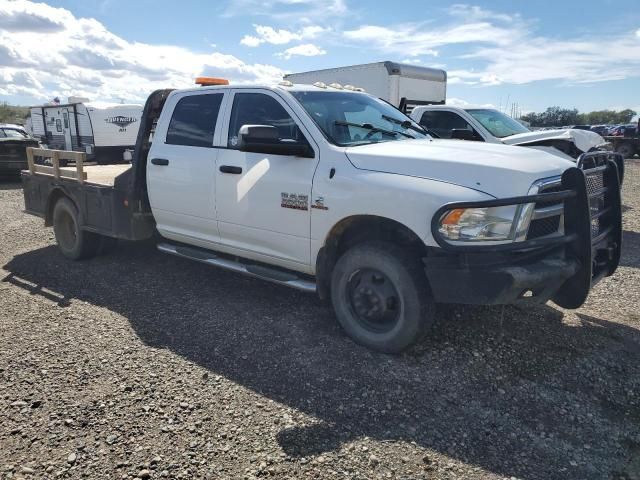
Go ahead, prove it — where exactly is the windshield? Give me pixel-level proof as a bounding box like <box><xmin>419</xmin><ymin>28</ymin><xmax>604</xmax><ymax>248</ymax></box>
<box><xmin>466</xmin><ymin>109</ymin><xmax>529</xmax><ymax>138</ymax></box>
<box><xmin>291</xmin><ymin>90</ymin><xmax>429</xmax><ymax>146</ymax></box>
<box><xmin>0</xmin><ymin>128</ymin><xmax>28</xmax><ymax>139</ymax></box>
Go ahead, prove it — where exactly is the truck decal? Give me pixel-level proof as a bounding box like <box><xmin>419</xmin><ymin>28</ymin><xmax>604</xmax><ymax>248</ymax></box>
<box><xmin>281</xmin><ymin>193</ymin><xmax>309</xmax><ymax>210</ymax></box>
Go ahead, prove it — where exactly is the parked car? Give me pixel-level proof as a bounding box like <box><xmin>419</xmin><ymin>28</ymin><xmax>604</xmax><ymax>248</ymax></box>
<box><xmin>0</xmin><ymin>124</ymin><xmax>39</xmax><ymax>175</ymax></box>
<box><xmin>21</xmin><ymin>80</ymin><xmax>622</xmax><ymax>353</ymax></box>
<box><xmin>408</xmin><ymin>106</ymin><xmax>623</xmax><ymax>182</ymax></box>
<box><xmin>590</xmin><ymin>125</ymin><xmax>609</xmax><ymax>136</ymax></box>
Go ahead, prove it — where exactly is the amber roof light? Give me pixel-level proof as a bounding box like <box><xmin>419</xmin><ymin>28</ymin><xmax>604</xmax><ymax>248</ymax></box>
<box><xmin>195</xmin><ymin>77</ymin><xmax>229</xmax><ymax>86</ymax></box>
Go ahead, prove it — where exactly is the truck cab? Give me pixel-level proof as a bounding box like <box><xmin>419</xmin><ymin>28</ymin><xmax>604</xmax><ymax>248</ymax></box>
<box><xmin>22</xmin><ymin>82</ymin><xmax>623</xmax><ymax>353</ymax></box>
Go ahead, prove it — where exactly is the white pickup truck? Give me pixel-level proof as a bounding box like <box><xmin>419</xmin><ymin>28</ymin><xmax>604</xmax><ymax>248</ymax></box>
<box><xmin>21</xmin><ymin>81</ymin><xmax>622</xmax><ymax>352</ymax></box>
<box><xmin>409</xmin><ymin>105</ymin><xmax>624</xmax><ymax>170</ymax></box>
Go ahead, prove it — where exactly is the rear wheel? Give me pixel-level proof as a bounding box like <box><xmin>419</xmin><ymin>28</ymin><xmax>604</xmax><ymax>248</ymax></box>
<box><xmin>330</xmin><ymin>241</ymin><xmax>434</xmax><ymax>353</ymax></box>
<box><xmin>52</xmin><ymin>197</ymin><xmax>100</xmax><ymax>260</ymax></box>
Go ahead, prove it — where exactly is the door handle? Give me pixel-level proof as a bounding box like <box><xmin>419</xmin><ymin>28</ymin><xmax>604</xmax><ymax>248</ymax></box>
<box><xmin>151</xmin><ymin>158</ymin><xmax>169</xmax><ymax>166</ymax></box>
<box><xmin>219</xmin><ymin>165</ymin><xmax>242</xmax><ymax>174</ymax></box>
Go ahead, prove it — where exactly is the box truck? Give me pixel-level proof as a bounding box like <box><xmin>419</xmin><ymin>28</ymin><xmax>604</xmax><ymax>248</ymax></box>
<box><xmin>284</xmin><ymin>61</ymin><xmax>446</xmax><ymax>113</ymax></box>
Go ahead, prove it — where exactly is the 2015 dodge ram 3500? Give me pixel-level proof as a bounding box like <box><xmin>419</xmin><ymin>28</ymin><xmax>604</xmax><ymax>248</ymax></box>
<box><xmin>21</xmin><ymin>81</ymin><xmax>622</xmax><ymax>353</ymax></box>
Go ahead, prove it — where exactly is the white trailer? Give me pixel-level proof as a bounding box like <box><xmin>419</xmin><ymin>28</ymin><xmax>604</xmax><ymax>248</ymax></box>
<box><xmin>29</xmin><ymin>99</ymin><xmax>143</xmax><ymax>163</ymax></box>
<box><xmin>284</xmin><ymin>61</ymin><xmax>447</xmax><ymax>113</ymax></box>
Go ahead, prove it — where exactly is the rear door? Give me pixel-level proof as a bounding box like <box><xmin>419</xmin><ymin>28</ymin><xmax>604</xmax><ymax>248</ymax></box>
<box><xmin>147</xmin><ymin>91</ymin><xmax>226</xmax><ymax>245</ymax></box>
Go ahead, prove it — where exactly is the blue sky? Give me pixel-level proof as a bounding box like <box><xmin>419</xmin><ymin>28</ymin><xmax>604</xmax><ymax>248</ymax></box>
<box><xmin>1</xmin><ymin>0</ymin><xmax>640</xmax><ymax>114</ymax></box>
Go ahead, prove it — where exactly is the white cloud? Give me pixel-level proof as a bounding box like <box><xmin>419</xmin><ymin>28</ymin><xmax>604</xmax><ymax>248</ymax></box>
<box><xmin>0</xmin><ymin>1</ymin><xmax>285</xmax><ymax>104</ymax></box>
<box><xmin>240</xmin><ymin>24</ymin><xmax>327</xmax><ymax>47</ymax></box>
<box><xmin>344</xmin><ymin>6</ymin><xmax>640</xmax><ymax>87</ymax></box>
<box><xmin>277</xmin><ymin>43</ymin><xmax>326</xmax><ymax>59</ymax></box>
<box><xmin>343</xmin><ymin>19</ymin><xmax>518</xmax><ymax>57</ymax></box>
<box><xmin>240</xmin><ymin>35</ymin><xmax>263</xmax><ymax>47</ymax></box>
<box><xmin>225</xmin><ymin>0</ymin><xmax>347</xmax><ymax>22</ymax></box>
<box><xmin>447</xmin><ymin>97</ymin><xmax>496</xmax><ymax>109</ymax></box>
<box><xmin>460</xmin><ymin>33</ymin><xmax>640</xmax><ymax>85</ymax></box>
<box><xmin>636</xmin><ymin>28</ymin><xmax>640</xmax><ymax>39</ymax></box>
<box><xmin>448</xmin><ymin>4</ymin><xmax>517</xmax><ymax>23</ymax></box>
<box><xmin>0</xmin><ymin>0</ymin><xmax>67</xmax><ymax>32</ymax></box>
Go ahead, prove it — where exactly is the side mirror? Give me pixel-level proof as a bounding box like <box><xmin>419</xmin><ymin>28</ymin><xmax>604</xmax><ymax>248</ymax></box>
<box><xmin>237</xmin><ymin>124</ymin><xmax>314</xmax><ymax>158</ymax></box>
<box><xmin>450</xmin><ymin>129</ymin><xmax>479</xmax><ymax>141</ymax></box>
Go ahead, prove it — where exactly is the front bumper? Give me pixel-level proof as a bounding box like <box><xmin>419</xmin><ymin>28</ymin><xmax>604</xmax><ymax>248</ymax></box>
<box><xmin>0</xmin><ymin>160</ymin><xmax>28</xmax><ymax>173</ymax></box>
<box><xmin>424</xmin><ymin>249</ymin><xmax>580</xmax><ymax>305</ymax></box>
<box><xmin>427</xmin><ymin>154</ymin><xmax>622</xmax><ymax>308</ymax></box>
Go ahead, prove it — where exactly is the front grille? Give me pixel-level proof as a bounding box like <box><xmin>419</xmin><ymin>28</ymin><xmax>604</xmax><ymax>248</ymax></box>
<box><xmin>526</xmin><ymin>181</ymin><xmax>564</xmax><ymax>240</ymax></box>
<box><xmin>586</xmin><ymin>169</ymin><xmax>605</xmax><ymax>237</ymax></box>
<box><xmin>528</xmin><ymin>216</ymin><xmax>561</xmax><ymax>239</ymax></box>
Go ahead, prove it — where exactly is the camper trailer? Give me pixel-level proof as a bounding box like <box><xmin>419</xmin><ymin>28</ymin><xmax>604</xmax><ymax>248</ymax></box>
<box><xmin>29</xmin><ymin>98</ymin><xmax>143</xmax><ymax>163</ymax></box>
<box><xmin>284</xmin><ymin>61</ymin><xmax>447</xmax><ymax>113</ymax></box>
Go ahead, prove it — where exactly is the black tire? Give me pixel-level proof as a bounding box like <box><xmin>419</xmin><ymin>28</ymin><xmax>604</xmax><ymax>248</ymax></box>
<box><xmin>52</xmin><ymin>197</ymin><xmax>100</xmax><ymax>260</ymax></box>
<box><xmin>330</xmin><ymin>241</ymin><xmax>434</xmax><ymax>353</ymax></box>
<box><xmin>615</xmin><ymin>142</ymin><xmax>635</xmax><ymax>159</ymax></box>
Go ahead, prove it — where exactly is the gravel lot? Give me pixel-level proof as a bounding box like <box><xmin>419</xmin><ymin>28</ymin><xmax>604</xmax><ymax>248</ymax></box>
<box><xmin>1</xmin><ymin>162</ymin><xmax>639</xmax><ymax>480</ymax></box>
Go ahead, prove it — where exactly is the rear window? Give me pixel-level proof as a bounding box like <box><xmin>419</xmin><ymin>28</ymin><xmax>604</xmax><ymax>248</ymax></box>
<box><xmin>166</xmin><ymin>94</ymin><xmax>223</xmax><ymax>148</ymax></box>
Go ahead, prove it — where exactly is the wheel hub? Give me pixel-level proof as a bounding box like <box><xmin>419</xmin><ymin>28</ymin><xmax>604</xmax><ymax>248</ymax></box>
<box><xmin>347</xmin><ymin>269</ymin><xmax>400</xmax><ymax>333</ymax></box>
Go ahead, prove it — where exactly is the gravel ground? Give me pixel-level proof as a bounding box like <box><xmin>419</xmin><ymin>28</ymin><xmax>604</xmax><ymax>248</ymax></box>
<box><xmin>1</xmin><ymin>162</ymin><xmax>639</xmax><ymax>480</ymax></box>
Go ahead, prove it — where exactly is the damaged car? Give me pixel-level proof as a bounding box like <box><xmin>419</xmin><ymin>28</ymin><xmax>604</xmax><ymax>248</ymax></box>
<box><xmin>411</xmin><ymin>106</ymin><xmax>624</xmax><ymax>181</ymax></box>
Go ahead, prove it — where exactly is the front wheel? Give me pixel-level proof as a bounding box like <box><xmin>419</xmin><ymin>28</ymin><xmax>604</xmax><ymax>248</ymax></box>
<box><xmin>330</xmin><ymin>241</ymin><xmax>434</xmax><ymax>353</ymax></box>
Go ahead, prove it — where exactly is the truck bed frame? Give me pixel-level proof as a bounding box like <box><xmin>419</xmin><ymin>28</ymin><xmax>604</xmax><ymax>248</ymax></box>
<box><xmin>21</xmin><ymin>90</ymin><xmax>174</xmax><ymax>241</ymax></box>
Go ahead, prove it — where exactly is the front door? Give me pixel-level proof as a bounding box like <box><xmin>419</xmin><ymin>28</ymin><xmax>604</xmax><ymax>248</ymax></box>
<box><xmin>215</xmin><ymin>90</ymin><xmax>319</xmax><ymax>267</ymax></box>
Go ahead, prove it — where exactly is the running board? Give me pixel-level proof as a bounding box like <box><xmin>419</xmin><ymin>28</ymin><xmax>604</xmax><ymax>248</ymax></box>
<box><xmin>157</xmin><ymin>243</ymin><xmax>316</xmax><ymax>293</ymax></box>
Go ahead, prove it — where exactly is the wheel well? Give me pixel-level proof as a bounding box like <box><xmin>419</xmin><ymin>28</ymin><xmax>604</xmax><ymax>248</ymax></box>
<box><xmin>316</xmin><ymin>215</ymin><xmax>428</xmax><ymax>300</ymax></box>
<box><xmin>44</xmin><ymin>189</ymin><xmax>74</xmax><ymax>227</ymax></box>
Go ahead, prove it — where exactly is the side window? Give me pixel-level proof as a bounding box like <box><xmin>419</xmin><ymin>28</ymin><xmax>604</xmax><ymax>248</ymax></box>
<box><xmin>419</xmin><ymin>111</ymin><xmax>476</xmax><ymax>139</ymax></box>
<box><xmin>63</xmin><ymin>112</ymin><xmax>69</xmax><ymax>129</ymax></box>
<box><xmin>166</xmin><ymin>93</ymin><xmax>223</xmax><ymax>148</ymax></box>
<box><xmin>227</xmin><ymin>93</ymin><xmax>307</xmax><ymax>148</ymax></box>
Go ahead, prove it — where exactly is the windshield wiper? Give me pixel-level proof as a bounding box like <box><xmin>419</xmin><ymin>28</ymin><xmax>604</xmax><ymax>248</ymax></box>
<box><xmin>381</xmin><ymin>114</ymin><xmax>437</xmax><ymax>137</ymax></box>
<box><xmin>334</xmin><ymin>121</ymin><xmax>414</xmax><ymax>139</ymax></box>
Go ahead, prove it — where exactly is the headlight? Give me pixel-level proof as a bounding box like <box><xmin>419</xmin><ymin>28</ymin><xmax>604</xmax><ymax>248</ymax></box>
<box><xmin>438</xmin><ymin>203</ymin><xmax>534</xmax><ymax>243</ymax></box>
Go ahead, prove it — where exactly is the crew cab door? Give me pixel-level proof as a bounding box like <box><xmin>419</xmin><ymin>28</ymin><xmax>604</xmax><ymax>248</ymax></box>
<box><xmin>215</xmin><ymin>89</ymin><xmax>319</xmax><ymax>268</ymax></box>
<box><xmin>147</xmin><ymin>91</ymin><xmax>226</xmax><ymax>244</ymax></box>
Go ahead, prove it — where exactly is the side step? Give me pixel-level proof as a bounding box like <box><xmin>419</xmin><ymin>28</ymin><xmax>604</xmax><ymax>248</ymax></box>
<box><xmin>157</xmin><ymin>243</ymin><xmax>316</xmax><ymax>293</ymax></box>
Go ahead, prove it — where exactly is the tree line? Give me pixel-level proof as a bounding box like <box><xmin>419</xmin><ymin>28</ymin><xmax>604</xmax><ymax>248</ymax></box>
<box><xmin>520</xmin><ymin>107</ymin><xmax>637</xmax><ymax>127</ymax></box>
<box><xmin>0</xmin><ymin>102</ymin><xmax>30</xmax><ymax>124</ymax></box>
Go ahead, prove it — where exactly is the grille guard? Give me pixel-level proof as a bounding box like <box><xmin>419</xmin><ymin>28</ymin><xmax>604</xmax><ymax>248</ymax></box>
<box><xmin>430</xmin><ymin>157</ymin><xmax>622</xmax><ymax>309</ymax></box>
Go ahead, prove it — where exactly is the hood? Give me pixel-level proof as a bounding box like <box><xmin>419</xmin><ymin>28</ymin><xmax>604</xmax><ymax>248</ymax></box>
<box><xmin>345</xmin><ymin>138</ymin><xmax>574</xmax><ymax>198</ymax></box>
<box><xmin>501</xmin><ymin>128</ymin><xmax>604</xmax><ymax>153</ymax></box>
